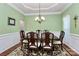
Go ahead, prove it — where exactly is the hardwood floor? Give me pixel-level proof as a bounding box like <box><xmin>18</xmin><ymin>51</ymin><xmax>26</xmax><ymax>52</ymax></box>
<box><xmin>63</xmin><ymin>44</ymin><xmax>79</xmax><ymax>56</ymax></box>
<box><xmin>0</xmin><ymin>43</ymin><xmax>21</xmax><ymax>56</ymax></box>
<box><xmin>0</xmin><ymin>43</ymin><xmax>79</xmax><ymax>56</ymax></box>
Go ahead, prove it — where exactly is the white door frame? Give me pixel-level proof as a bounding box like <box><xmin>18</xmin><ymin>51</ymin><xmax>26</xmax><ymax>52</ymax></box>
<box><xmin>63</xmin><ymin>15</ymin><xmax>70</xmax><ymax>40</ymax></box>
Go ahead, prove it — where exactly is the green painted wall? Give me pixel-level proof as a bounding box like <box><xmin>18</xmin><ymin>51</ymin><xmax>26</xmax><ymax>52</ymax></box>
<box><xmin>62</xmin><ymin>4</ymin><xmax>79</xmax><ymax>35</ymax></box>
<box><xmin>2</xmin><ymin>3</ymin><xmax>79</xmax><ymax>35</ymax></box>
<box><xmin>0</xmin><ymin>4</ymin><xmax>24</xmax><ymax>35</ymax></box>
<box><xmin>24</xmin><ymin>14</ymin><xmax>62</xmax><ymax>32</ymax></box>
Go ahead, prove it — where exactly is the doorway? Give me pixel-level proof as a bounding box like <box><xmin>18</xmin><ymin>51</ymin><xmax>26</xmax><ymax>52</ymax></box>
<box><xmin>63</xmin><ymin>15</ymin><xmax>70</xmax><ymax>40</ymax></box>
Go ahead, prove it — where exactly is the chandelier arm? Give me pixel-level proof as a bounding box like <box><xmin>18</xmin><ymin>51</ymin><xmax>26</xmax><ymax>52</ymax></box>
<box><xmin>35</xmin><ymin>3</ymin><xmax>45</xmax><ymax>24</ymax></box>
<box><xmin>39</xmin><ymin>3</ymin><xmax>41</xmax><ymax>20</ymax></box>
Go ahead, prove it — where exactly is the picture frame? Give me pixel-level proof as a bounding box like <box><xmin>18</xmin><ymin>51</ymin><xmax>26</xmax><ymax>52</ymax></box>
<box><xmin>8</xmin><ymin>17</ymin><xmax>15</xmax><ymax>26</ymax></box>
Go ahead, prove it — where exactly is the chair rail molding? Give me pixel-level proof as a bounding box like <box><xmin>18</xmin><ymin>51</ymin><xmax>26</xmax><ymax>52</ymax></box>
<box><xmin>63</xmin><ymin>33</ymin><xmax>79</xmax><ymax>54</ymax></box>
<box><xmin>64</xmin><ymin>41</ymin><xmax>79</xmax><ymax>54</ymax></box>
<box><xmin>71</xmin><ymin>33</ymin><xmax>79</xmax><ymax>37</ymax></box>
<box><xmin>0</xmin><ymin>32</ymin><xmax>20</xmax><ymax>53</ymax></box>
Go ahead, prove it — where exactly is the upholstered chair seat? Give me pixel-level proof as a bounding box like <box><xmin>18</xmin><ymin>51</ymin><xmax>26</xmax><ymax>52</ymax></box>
<box><xmin>23</xmin><ymin>40</ymin><xmax>28</xmax><ymax>43</ymax></box>
<box><xmin>20</xmin><ymin>30</ymin><xmax>26</xmax><ymax>50</ymax></box>
<box><xmin>43</xmin><ymin>45</ymin><xmax>52</xmax><ymax>49</ymax></box>
<box><xmin>41</xmin><ymin>32</ymin><xmax>54</xmax><ymax>55</ymax></box>
<box><xmin>43</xmin><ymin>42</ymin><xmax>52</xmax><ymax>46</ymax></box>
<box><xmin>53</xmin><ymin>31</ymin><xmax>65</xmax><ymax>51</ymax></box>
<box><xmin>29</xmin><ymin>45</ymin><xmax>37</xmax><ymax>48</ymax></box>
<box><xmin>26</xmin><ymin>32</ymin><xmax>39</xmax><ymax>55</ymax></box>
<box><xmin>53</xmin><ymin>41</ymin><xmax>61</xmax><ymax>44</ymax></box>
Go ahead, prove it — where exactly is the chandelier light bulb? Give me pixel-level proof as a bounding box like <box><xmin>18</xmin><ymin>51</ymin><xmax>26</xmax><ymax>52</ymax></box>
<box><xmin>41</xmin><ymin>16</ymin><xmax>45</xmax><ymax>21</ymax></box>
<box><xmin>38</xmin><ymin>17</ymin><xmax>40</xmax><ymax>21</ymax></box>
<box><xmin>34</xmin><ymin>3</ymin><xmax>45</xmax><ymax>23</ymax></box>
<box><xmin>35</xmin><ymin>17</ymin><xmax>39</xmax><ymax>21</ymax></box>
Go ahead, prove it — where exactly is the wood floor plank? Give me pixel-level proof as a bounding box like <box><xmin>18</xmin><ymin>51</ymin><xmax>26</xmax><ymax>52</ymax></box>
<box><xmin>0</xmin><ymin>43</ymin><xmax>79</xmax><ymax>56</ymax></box>
<box><xmin>0</xmin><ymin>42</ymin><xmax>21</xmax><ymax>56</ymax></box>
<box><xmin>63</xmin><ymin>44</ymin><xmax>79</xmax><ymax>56</ymax></box>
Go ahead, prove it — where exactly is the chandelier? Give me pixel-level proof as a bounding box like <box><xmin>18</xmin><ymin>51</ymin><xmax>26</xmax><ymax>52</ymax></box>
<box><xmin>35</xmin><ymin>3</ymin><xmax>45</xmax><ymax>24</ymax></box>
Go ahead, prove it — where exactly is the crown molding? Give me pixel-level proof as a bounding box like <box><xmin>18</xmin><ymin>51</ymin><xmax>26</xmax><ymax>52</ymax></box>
<box><xmin>7</xmin><ymin>3</ymin><xmax>72</xmax><ymax>16</ymax></box>
<box><xmin>24</xmin><ymin>3</ymin><xmax>72</xmax><ymax>16</ymax></box>
<box><xmin>24</xmin><ymin>12</ymin><xmax>62</xmax><ymax>16</ymax></box>
<box><xmin>22</xmin><ymin>3</ymin><xmax>58</xmax><ymax>10</ymax></box>
<box><xmin>61</xmin><ymin>3</ymin><xmax>72</xmax><ymax>13</ymax></box>
<box><xmin>7</xmin><ymin>3</ymin><xmax>25</xmax><ymax>15</ymax></box>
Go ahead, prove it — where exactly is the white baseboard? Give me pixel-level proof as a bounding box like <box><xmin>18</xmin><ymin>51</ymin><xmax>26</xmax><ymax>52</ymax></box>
<box><xmin>0</xmin><ymin>32</ymin><xmax>20</xmax><ymax>53</ymax></box>
<box><xmin>63</xmin><ymin>33</ymin><xmax>79</xmax><ymax>54</ymax></box>
<box><xmin>64</xmin><ymin>41</ymin><xmax>79</xmax><ymax>54</ymax></box>
<box><xmin>2</xmin><ymin>31</ymin><xmax>77</xmax><ymax>55</ymax></box>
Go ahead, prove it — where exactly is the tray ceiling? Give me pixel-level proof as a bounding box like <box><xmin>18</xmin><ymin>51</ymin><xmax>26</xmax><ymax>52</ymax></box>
<box><xmin>8</xmin><ymin>3</ymin><xmax>72</xmax><ymax>15</ymax></box>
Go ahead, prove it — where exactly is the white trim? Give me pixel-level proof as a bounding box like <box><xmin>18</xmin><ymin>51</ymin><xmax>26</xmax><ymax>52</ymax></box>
<box><xmin>7</xmin><ymin>3</ymin><xmax>25</xmax><ymax>15</ymax></box>
<box><xmin>71</xmin><ymin>33</ymin><xmax>79</xmax><ymax>37</ymax></box>
<box><xmin>0</xmin><ymin>32</ymin><xmax>18</xmax><ymax>36</ymax></box>
<box><xmin>7</xmin><ymin>3</ymin><xmax>62</xmax><ymax>15</ymax></box>
<box><xmin>22</xmin><ymin>3</ymin><xmax>58</xmax><ymax>10</ymax></box>
<box><xmin>24</xmin><ymin>4</ymin><xmax>72</xmax><ymax>16</ymax></box>
<box><xmin>0</xmin><ymin>32</ymin><xmax>20</xmax><ymax>53</ymax></box>
<box><xmin>24</xmin><ymin>12</ymin><xmax>61</xmax><ymax>16</ymax></box>
<box><xmin>23</xmin><ymin>4</ymin><xmax>72</xmax><ymax>16</ymax></box>
<box><xmin>7</xmin><ymin>3</ymin><xmax>72</xmax><ymax>16</ymax></box>
<box><xmin>64</xmin><ymin>41</ymin><xmax>79</xmax><ymax>54</ymax></box>
<box><xmin>0</xmin><ymin>32</ymin><xmax>19</xmax><ymax>39</ymax></box>
<box><xmin>61</xmin><ymin>3</ymin><xmax>72</xmax><ymax>13</ymax></box>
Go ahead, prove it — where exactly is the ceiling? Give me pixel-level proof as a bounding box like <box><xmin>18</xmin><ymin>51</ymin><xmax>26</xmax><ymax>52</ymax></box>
<box><xmin>8</xmin><ymin>3</ymin><xmax>72</xmax><ymax>15</ymax></box>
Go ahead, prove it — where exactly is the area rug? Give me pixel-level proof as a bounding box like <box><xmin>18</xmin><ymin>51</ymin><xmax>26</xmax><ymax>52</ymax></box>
<box><xmin>7</xmin><ymin>46</ymin><xmax>70</xmax><ymax>56</ymax></box>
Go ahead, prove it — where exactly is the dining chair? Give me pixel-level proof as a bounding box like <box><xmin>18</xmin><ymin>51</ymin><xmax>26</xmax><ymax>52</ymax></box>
<box><xmin>53</xmin><ymin>31</ymin><xmax>65</xmax><ymax>51</ymax></box>
<box><xmin>20</xmin><ymin>30</ymin><xmax>27</xmax><ymax>50</ymax></box>
<box><xmin>36</xmin><ymin>30</ymin><xmax>41</xmax><ymax>39</ymax></box>
<box><xmin>36</xmin><ymin>30</ymin><xmax>41</xmax><ymax>34</ymax></box>
<box><xmin>44</xmin><ymin>30</ymin><xmax>48</xmax><ymax>32</ymax></box>
<box><xmin>41</xmin><ymin>32</ymin><xmax>54</xmax><ymax>55</ymax></box>
<box><xmin>27</xmin><ymin>32</ymin><xmax>39</xmax><ymax>55</ymax></box>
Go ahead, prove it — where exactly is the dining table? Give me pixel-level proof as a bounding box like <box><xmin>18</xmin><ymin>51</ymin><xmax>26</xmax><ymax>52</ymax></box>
<box><xmin>22</xmin><ymin>31</ymin><xmax>60</xmax><ymax>55</ymax></box>
<box><xmin>24</xmin><ymin>31</ymin><xmax>60</xmax><ymax>45</ymax></box>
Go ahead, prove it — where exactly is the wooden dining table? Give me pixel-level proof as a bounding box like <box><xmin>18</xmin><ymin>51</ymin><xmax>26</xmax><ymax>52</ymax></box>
<box><xmin>37</xmin><ymin>32</ymin><xmax>59</xmax><ymax>39</ymax></box>
<box><xmin>24</xmin><ymin>31</ymin><xmax>59</xmax><ymax>46</ymax></box>
<box><xmin>22</xmin><ymin>31</ymin><xmax>60</xmax><ymax>55</ymax></box>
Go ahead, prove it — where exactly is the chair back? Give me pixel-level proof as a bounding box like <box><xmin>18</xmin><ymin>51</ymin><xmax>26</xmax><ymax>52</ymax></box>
<box><xmin>36</xmin><ymin>30</ymin><xmax>41</xmax><ymax>34</ymax></box>
<box><xmin>20</xmin><ymin>30</ymin><xmax>25</xmax><ymax>39</ymax></box>
<box><xmin>41</xmin><ymin>32</ymin><xmax>54</xmax><ymax>46</ymax></box>
<box><xmin>36</xmin><ymin>30</ymin><xmax>41</xmax><ymax>39</ymax></box>
<box><xmin>27</xmin><ymin>32</ymin><xmax>38</xmax><ymax>46</ymax></box>
<box><xmin>59</xmin><ymin>31</ymin><xmax>65</xmax><ymax>41</ymax></box>
<box><xmin>44</xmin><ymin>30</ymin><xmax>48</xmax><ymax>33</ymax></box>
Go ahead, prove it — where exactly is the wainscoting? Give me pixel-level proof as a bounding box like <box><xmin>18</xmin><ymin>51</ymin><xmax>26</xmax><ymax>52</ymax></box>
<box><xmin>64</xmin><ymin>33</ymin><xmax>79</xmax><ymax>54</ymax></box>
<box><xmin>52</xmin><ymin>32</ymin><xmax>79</xmax><ymax>54</ymax></box>
<box><xmin>0</xmin><ymin>32</ymin><xmax>20</xmax><ymax>53</ymax></box>
<box><xmin>26</xmin><ymin>31</ymin><xmax>79</xmax><ymax>54</ymax></box>
<box><xmin>0</xmin><ymin>31</ymin><xmax>79</xmax><ymax>55</ymax></box>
